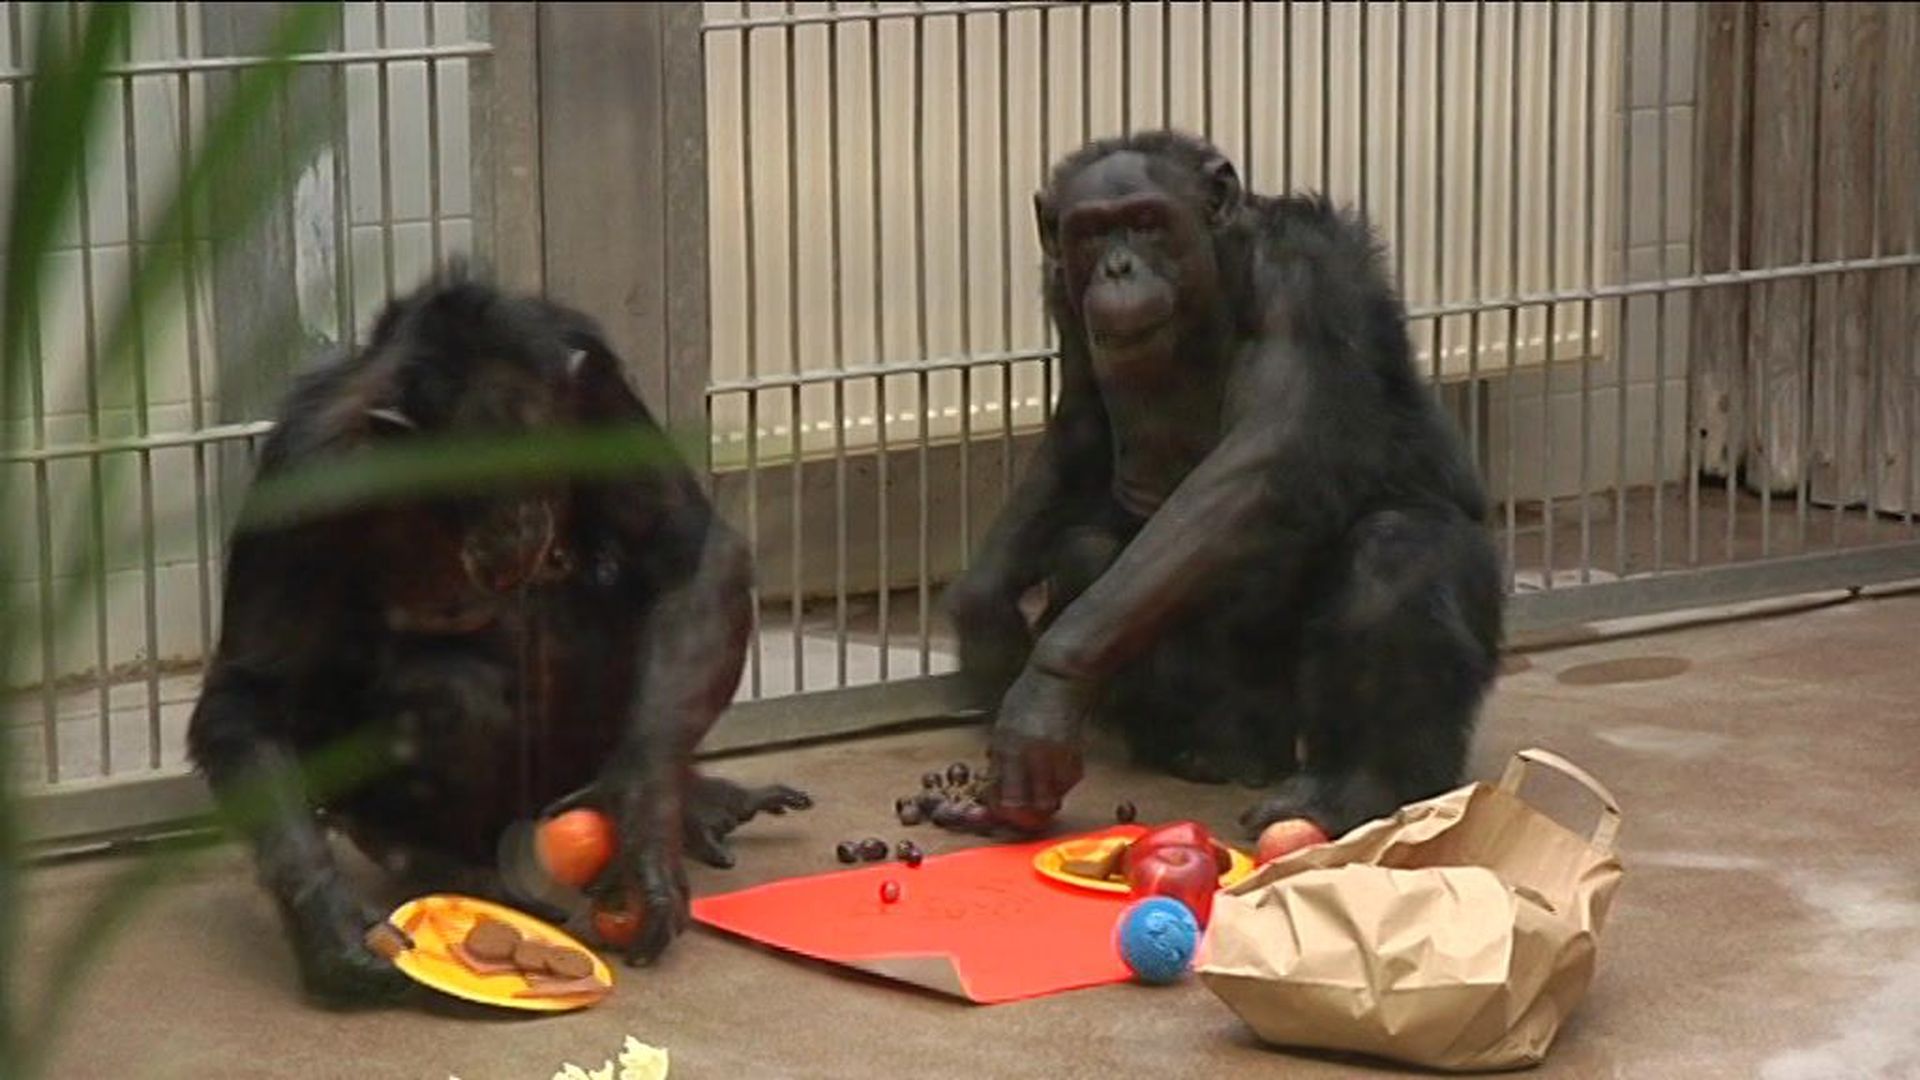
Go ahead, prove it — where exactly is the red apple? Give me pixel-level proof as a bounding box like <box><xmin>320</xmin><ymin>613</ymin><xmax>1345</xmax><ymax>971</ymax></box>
<box><xmin>1127</xmin><ymin>845</ymin><xmax>1221</xmax><ymax>927</ymax></box>
<box><xmin>1123</xmin><ymin>820</ymin><xmax>1228</xmax><ymax>875</ymax></box>
<box><xmin>1256</xmin><ymin>818</ymin><xmax>1331</xmax><ymax>864</ymax></box>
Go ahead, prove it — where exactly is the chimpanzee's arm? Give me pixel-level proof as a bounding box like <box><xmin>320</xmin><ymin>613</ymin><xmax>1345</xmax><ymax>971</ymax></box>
<box><xmin>958</xmin><ymin>337</ymin><xmax>1113</xmax><ymax>598</ymax></box>
<box><xmin>1028</xmin><ymin>332</ymin><xmax>1373</xmax><ymax>687</ymax></box>
<box><xmin>185</xmin><ymin>527</ymin><xmax>410</xmax><ymax>1002</ymax></box>
<box><xmin>594</xmin><ymin>488</ymin><xmax>753</xmax><ymax>963</ymax></box>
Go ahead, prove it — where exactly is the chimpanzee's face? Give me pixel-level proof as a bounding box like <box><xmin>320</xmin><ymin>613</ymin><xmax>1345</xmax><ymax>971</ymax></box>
<box><xmin>1039</xmin><ymin>150</ymin><xmax>1224</xmax><ymax>353</ymax></box>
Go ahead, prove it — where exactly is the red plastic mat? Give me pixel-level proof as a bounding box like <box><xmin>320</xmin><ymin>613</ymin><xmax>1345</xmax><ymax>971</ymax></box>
<box><xmin>691</xmin><ymin>826</ymin><xmax>1147</xmax><ymax>1004</ymax></box>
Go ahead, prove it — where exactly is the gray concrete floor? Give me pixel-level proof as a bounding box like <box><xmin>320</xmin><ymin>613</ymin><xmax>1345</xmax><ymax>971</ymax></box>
<box><xmin>16</xmin><ymin>589</ymin><xmax>1920</xmax><ymax>1079</ymax></box>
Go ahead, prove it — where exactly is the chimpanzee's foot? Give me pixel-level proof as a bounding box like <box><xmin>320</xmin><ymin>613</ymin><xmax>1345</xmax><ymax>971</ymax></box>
<box><xmin>683</xmin><ymin>774</ymin><xmax>813</xmax><ymax>869</ymax></box>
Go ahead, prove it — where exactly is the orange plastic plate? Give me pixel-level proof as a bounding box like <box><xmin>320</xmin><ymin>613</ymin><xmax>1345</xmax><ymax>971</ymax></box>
<box><xmin>383</xmin><ymin>894</ymin><xmax>613</xmax><ymax>1013</ymax></box>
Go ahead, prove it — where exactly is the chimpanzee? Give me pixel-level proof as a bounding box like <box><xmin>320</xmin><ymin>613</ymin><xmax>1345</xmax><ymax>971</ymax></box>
<box><xmin>187</xmin><ymin>268</ymin><xmax>809</xmax><ymax>1006</ymax></box>
<box><xmin>946</xmin><ymin>131</ymin><xmax>1504</xmax><ymax>842</ymax></box>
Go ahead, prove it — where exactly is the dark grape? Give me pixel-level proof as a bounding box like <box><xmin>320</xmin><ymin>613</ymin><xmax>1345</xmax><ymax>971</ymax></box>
<box><xmin>1115</xmin><ymin>800</ymin><xmax>1138</xmax><ymax>824</ymax></box>
<box><xmin>946</xmin><ymin>762</ymin><xmax>971</xmax><ymax>787</ymax></box>
<box><xmin>896</xmin><ymin>840</ymin><xmax>924</xmax><ymax>867</ymax></box>
<box><xmin>898</xmin><ymin>801</ymin><xmax>925</xmax><ymax>827</ymax></box>
<box><xmin>915</xmin><ymin>790</ymin><xmax>946</xmax><ymax>815</ymax></box>
<box><xmin>920</xmin><ymin>771</ymin><xmax>943</xmax><ymax>790</ymax></box>
<box><xmin>857</xmin><ymin>837</ymin><xmax>889</xmax><ymax>862</ymax></box>
<box><xmin>835</xmin><ymin>841</ymin><xmax>859</xmax><ymax>864</ymax></box>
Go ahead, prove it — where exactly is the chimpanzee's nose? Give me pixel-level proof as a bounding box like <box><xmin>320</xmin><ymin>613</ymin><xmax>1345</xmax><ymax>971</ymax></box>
<box><xmin>1103</xmin><ymin>250</ymin><xmax>1133</xmax><ymax>279</ymax></box>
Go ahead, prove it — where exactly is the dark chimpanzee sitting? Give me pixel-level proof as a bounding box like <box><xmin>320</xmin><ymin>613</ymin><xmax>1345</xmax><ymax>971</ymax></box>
<box><xmin>187</xmin><ymin>269</ymin><xmax>809</xmax><ymax>1006</ymax></box>
<box><xmin>947</xmin><ymin>131</ymin><xmax>1503</xmax><ymax>842</ymax></box>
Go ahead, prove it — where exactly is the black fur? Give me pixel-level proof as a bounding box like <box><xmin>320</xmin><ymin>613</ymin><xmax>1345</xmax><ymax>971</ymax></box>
<box><xmin>949</xmin><ymin>130</ymin><xmax>1502</xmax><ymax>839</ymax></box>
<box><xmin>186</xmin><ymin>268</ymin><xmax>808</xmax><ymax>1007</ymax></box>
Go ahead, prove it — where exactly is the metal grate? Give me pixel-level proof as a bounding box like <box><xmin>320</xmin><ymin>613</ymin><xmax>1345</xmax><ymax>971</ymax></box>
<box><xmin>700</xmin><ymin>0</ymin><xmax>1920</xmax><ymax>710</ymax></box>
<box><xmin>3</xmin><ymin>2</ymin><xmax>490</xmax><ymax>800</ymax></box>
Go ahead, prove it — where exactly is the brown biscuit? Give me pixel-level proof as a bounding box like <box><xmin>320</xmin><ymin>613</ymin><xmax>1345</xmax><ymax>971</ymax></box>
<box><xmin>464</xmin><ymin>918</ymin><xmax>523</xmax><ymax>963</ymax></box>
<box><xmin>543</xmin><ymin>947</ymin><xmax>595</xmax><ymax>980</ymax></box>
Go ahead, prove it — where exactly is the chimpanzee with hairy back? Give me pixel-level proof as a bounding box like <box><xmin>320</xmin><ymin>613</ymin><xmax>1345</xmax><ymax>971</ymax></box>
<box><xmin>947</xmin><ymin>131</ymin><xmax>1503</xmax><ymax>841</ymax></box>
<box><xmin>187</xmin><ymin>270</ymin><xmax>809</xmax><ymax>1006</ymax></box>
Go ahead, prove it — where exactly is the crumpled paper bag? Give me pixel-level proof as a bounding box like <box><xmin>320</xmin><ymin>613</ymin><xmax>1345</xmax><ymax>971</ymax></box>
<box><xmin>1197</xmin><ymin>748</ymin><xmax>1624</xmax><ymax>1072</ymax></box>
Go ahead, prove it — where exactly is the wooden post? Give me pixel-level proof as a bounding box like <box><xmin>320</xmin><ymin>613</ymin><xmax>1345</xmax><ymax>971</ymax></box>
<box><xmin>1743</xmin><ymin>2</ymin><xmax>1821</xmax><ymax>498</ymax></box>
<box><xmin>1691</xmin><ymin>2</ymin><xmax>1752</xmax><ymax>484</ymax></box>
<box><xmin>1807</xmin><ymin>3</ymin><xmax>1882</xmax><ymax>510</ymax></box>
<box><xmin>1871</xmin><ymin>4</ymin><xmax>1920</xmax><ymax>517</ymax></box>
<box><xmin>533</xmin><ymin>4</ymin><xmax>711</xmax><ymax>451</ymax></box>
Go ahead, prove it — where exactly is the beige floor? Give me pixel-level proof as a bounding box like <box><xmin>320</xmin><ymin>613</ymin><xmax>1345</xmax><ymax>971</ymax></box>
<box><xmin>16</xmin><ymin>588</ymin><xmax>1920</xmax><ymax>1079</ymax></box>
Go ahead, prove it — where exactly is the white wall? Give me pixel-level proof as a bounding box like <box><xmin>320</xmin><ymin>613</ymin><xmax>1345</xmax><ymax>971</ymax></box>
<box><xmin>1</xmin><ymin>1</ymin><xmax>478</xmax><ymax>688</ymax></box>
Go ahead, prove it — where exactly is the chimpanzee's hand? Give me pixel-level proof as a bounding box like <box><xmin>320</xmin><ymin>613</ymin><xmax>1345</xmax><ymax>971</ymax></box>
<box><xmin>984</xmin><ymin>666</ymin><xmax>1092</xmax><ymax>834</ymax></box>
<box><xmin>592</xmin><ymin>806</ymin><xmax>691</xmax><ymax>967</ymax></box>
<box><xmin>281</xmin><ymin>872</ymin><xmax>413</xmax><ymax>1009</ymax></box>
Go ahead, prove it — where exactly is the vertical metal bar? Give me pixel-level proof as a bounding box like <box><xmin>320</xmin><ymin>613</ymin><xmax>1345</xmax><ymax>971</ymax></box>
<box><xmin>1506</xmin><ymin>0</ymin><xmax>1526</xmax><ymax>583</ymax></box>
<box><xmin>332</xmin><ymin>15</ymin><xmax>355</xmax><ymax>344</ymax></box>
<box><xmin>1614</xmin><ymin>2</ymin><xmax>1634</xmax><ymax>577</ymax></box>
<box><xmin>1079</xmin><ymin>1</ymin><xmax>1090</xmax><ymax>143</ymax></box>
<box><xmin>1459</xmin><ymin>2</ymin><xmax>1478</xmax><ymax>502</ymax></box>
<box><xmin>1282</xmin><ymin>0</ymin><xmax>1293</xmax><ymax>185</ymax></box>
<box><xmin>998</xmin><ymin>7</ymin><xmax>1013</xmax><ymax>499</ymax></box>
<box><xmin>785</xmin><ymin>3</ymin><xmax>804</xmax><ymax>694</ymax></box>
<box><xmin>11</xmin><ymin>3</ymin><xmax>59</xmax><ymax>781</ymax></box>
<box><xmin>1201</xmin><ymin>0</ymin><xmax>1213</xmax><ymax>139</ymax></box>
<box><xmin>1044</xmin><ymin>3</ymin><xmax>1059</xmax><ymax>420</ymax></box>
<box><xmin>1865</xmin><ymin>4</ymin><xmax>1887</xmax><ymax>545</ymax></box>
<box><xmin>913</xmin><ymin>6</ymin><xmax>931</xmax><ymax>674</ymax></box>
<box><xmin>1581</xmin><ymin>0</ymin><xmax>1598</xmax><ymax>579</ymax></box>
<box><xmin>177</xmin><ymin>2</ymin><xmax>213</xmax><ymax>651</ymax></box>
<box><xmin>1726</xmin><ymin>2</ymin><xmax>1747</xmax><ymax>562</ymax></box>
<box><xmin>1240</xmin><ymin>0</ymin><xmax>1252</xmax><ymax>183</ymax></box>
<box><xmin>828</xmin><ymin>4</ymin><xmax>849</xmax><ymax>687</ymax></box>
<box><xmin>741</xmin><ymin>6</ymin><xmax>763</xmax><ymax>696</ymax></box>
<box><xmin>1653</xmin><ymin>0</ymin><xmax>1671</xmax><ymax>569</ymax></box>
<box><xmin>65</xmin><ymin>4</ymin><xmax>114</xmax><ymax>775</ymax></box>
<box><xmin>870</xmin><ymin>2</ymin><xmax>890</xmax><ymax>679</ymax></box>
<box><xmin>1320</xmin><ymin>0</ymin><xmax>1331</xmax><ymax>194</ymax></box>
<box><xmin>1120</xmin><ymin>1</ymin><xmax>1131</xmax><ymax>134</ymax></box>
<box><xmin>1539</xmin><ymin>4</ymin><xmax>1558</xmax><ymax>585</ymax></box>
<box><xmin>1394</xmin><ymin>0</ymin><xmax>1406</xmax><ymax>291</ymax></box>
<box><xmin>425</xmin><ymin>0</ymin><xmax>443</xmax><ymax>266</ymax></box>
<box><xmin>1356</xmin><ymin>0</ymin><xmax>1368</xmax><ymax>217</ymax></box>
<box><xmin>375</xmin><ymin>1</ymin><xmax>397</xmax><ymax>299</ymax></box>
<box><xmin>1428</xmin><ymin>4</ymin><xmax>1444</xmax><ymax>386</ymax></box>
<box><xmin>957</xmin><ymin>7</ymin><xmax>972</xmax><ymax>569</ymax></box>
<box><xmin>1794</xmin><ymin>6</ymin><xmax>1822</xmax><ymax>553</ymax></box>
<box><xmin>121</xmin><ymin>48</ymin><xmax>163</xmax><ymax>768</ymax></box>
<box><xmin>1159</xmin><ymin>0</ymin><xmax>1170</xmax><ymax>127</ymax></box>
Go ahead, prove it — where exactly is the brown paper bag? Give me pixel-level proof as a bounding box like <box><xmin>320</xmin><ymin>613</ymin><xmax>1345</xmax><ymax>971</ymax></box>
<box><xmin>1196</xmin><ymin>748</ymin><xmax>1624</xmax><ymax>1073</ymax></box>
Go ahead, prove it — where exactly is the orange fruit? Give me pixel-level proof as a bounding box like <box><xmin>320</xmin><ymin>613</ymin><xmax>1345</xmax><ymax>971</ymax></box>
<box><xmin>592</xmin><ymin>905</ymin><xmax>644</xmax><ymax>949</ymax></box>
<box><xmin>535</xmin><ymin>808</ymin><xmax>616</xmax><ymax>887</ymax></box>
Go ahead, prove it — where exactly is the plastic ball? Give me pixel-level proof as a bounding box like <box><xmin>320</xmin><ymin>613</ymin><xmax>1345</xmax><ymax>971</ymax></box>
<box><xmin>1116</xmin><ymin>896</ymin><xmax>1201</xmax><ymax>985</ymax></box>
<box><xmin>535</xmin><ymin>808</ymin><xmax>617</xmax><ymax>887</ymax></box>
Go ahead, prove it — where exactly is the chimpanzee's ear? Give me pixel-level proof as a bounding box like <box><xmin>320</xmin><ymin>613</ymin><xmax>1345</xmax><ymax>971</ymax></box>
<box><xmin>1033</xmin><ymin>191</ymin><xmax>1061</xmax><ymax>259</ymax></box>
<box><xmin>1202</xmin><ymin>155</ymin><xmax>1243</xmax><ymax>224</ymax></box>
<box><xmin>364</xmin><ymin>406</ymin><xmax>418</xmax><ymax>436</ymax></box>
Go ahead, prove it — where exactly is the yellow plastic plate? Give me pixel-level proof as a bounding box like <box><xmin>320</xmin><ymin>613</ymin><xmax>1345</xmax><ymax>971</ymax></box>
<box><xmin>382</xmin><ymin>894</ymin><xmax>614</xmax><ymax>1013</ymax></box>
<box><xmin>1033</xmin><ymin>835</ymin><xmax>1257</xmax><ymax>895</ymax></box>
